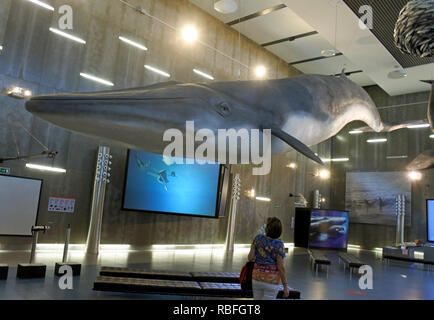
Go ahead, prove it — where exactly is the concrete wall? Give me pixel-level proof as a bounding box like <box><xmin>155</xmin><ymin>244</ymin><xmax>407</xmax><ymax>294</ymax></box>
<box><xmin>330</xmin><ymin>86</ymin><xmax>433</xmax><ymax>249</ymax></box>
<box><xmin>0</xmin><ymin>0</ymin><xmax>329</xmax><ymax>249</ymax></box>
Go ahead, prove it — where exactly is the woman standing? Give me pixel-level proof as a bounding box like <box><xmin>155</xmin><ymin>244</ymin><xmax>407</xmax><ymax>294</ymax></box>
<box><xmin>247</xmin><ymin>217</ymin><xmax>289</xmax><ymax>300</ymax></box>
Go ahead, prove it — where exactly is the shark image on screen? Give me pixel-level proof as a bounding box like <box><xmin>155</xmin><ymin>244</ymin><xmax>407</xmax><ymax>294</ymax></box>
<box><xmin>309</xmin><ymin>209</ymin><xmax>349</xmax><ymax>249</ymax></box>
<box><xmin>427</xmin><ymin>200</ymin><xmax>434</xmax><ymax>242</ymax></box>
<box><xmin>123</xmin><ymin>150</ymin><xmax>221</xmax><ymax>218</ymax></box>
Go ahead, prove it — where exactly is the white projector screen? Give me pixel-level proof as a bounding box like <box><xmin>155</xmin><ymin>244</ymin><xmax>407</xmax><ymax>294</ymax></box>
<box><xmin>0</xmin><ymin>175</ymin><xmax>42</xmax><ymax>236</ymax></box>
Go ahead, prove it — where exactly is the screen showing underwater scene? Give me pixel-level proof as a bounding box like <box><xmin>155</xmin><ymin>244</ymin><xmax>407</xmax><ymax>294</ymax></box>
<box><xmin>309</xmin><ymin>209</ymin><xmax>349</xmax><ymax>249</ymax></box>
<box><xmin>428</xmin><ymin>200</ymin><xmax>434</xmax><ymax>242</ymax></box>
<box><xmin>123</xmin><ymin>150</ymin><xmax>221</xmax><ymax>217</ymax></box>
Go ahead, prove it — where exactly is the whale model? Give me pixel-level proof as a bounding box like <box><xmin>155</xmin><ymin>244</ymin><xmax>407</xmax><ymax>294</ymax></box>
<box><xmin>407</xmin><ymin>149</ymin><xmax>434</xmax><ymax>171</ymax></box>
<box><xmin>25</xmin><ymin>74</ymin><xmax>384</xmax><ymax>165</ymax></box>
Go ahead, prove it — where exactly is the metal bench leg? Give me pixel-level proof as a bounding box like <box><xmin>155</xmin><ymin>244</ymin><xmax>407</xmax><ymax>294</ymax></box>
<box><xmin>350</xmin><ymin>267</ymin><xmax>352</xmax><ymax>280</ymax></box>
<box><xmin>316</xmin><ymin>264</ymin><xmax>318</xmax><ymax>276</ymax></box>
<box><xmin>343</xmin><ymin>263</ymin><xmax>346</xmax><ymax>272</ymax></box>
<box><xmin>326</xmin><ymin>265</ymin><xmax>329</xmax><ymax>279</ymax></box>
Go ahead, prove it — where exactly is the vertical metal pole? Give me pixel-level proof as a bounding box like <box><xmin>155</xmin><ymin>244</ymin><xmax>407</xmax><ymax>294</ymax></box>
<box><xmin>86</xmin><ymin>146</ymin><xmax>112</xmax><ymax>255</ymax></box>
<box><xmin>400</xmin><ymin>195</ymin><xmax>406</xmax><ymax>244</ymax></box>
<box><xmin>314</xmin><ymin>190</ymin><xmax>321</xmax><ymax>209</ymax></box>
<box><xmin>29</xmin><ymin>230</ymin><xmax>38</xmax><ymax>264</ymax></box>
<box><xmin>62</xmin><ymin>224</ymin><xmax>71</xmax><ymax>263</ymax></box>
<box><xmin>225</xmin><ymin>174</ymin><xmax>241</xmax><ymax>254</ymax></box>
<box><xmin>395</xmin><ymin>195</ymin><xmax>401</xmax><ymax>245</ymax></box>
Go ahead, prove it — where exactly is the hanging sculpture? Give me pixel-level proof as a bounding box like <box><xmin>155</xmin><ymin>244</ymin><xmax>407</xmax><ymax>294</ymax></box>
<box><xmin>394</xmin><ymin>0</ymin><xmax>434</xmax><ymax>58</ymax></box>
<box><xmin>25</xmin><ymin>74</ymin><xmax>385</xmax><ymax>166</ymax></box>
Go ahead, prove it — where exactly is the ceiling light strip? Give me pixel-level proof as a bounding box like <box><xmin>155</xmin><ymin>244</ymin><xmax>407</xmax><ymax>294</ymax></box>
<box><xmin>289</xmin><ymin>52</ymin><xmax>343</xmax><ymax>66</ymax></box>
<box><xmin>27</xmin><ymin>0</ymin><xmax>54</xmax><ymax>11</ymax></box>
<box><xmin>80</xmin><ymin>73</ymin><xmax>114</xmax><ymax>86</ymax></box>
<box><xmin>367</xmin><ymin>138</ymin><xmax>387</xmax><ymax>143</ymax></box>
<box><xmin>407</xmin><ymin>123</ymin><xmax>430</xmax><ymax>129</ymax></box>
<box><xmin>144</xmin><ymin>65</ymin><xmax>170</xmax><ymax>77</ymax></box>
<box><xmin>119</xmin><ymin>36</ymin><xmax>147</xmax><ymax>51</ymax></box>
<box><xmin>261</xmin><ymin>31</ymin><xmax>318</xmax><ymax>47</ymax></box>
<box><xmin>193</xmin><ymin>69</ymin><xmax>214</xmax><ymax>80</ymax></box>
<box><xmin>26</xmin><ymin>163</ymin><xmax>66</xmax><ymax>173</ymax></box>
<box><xmin>49</xmin><ymin>28</ymin><xmax>86</xmax><ymax>44</ymax></box>
<box><xmin>349</xmin><ymin>130</ymin><xmax>363</xmax><ymax>134</ymax></box>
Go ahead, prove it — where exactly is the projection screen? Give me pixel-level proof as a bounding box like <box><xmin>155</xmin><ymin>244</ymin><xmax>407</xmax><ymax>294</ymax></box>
<box><xmin>0</xmin><ymin>175</ymin><xmax>42</xmax><ymax>236</ymax></box>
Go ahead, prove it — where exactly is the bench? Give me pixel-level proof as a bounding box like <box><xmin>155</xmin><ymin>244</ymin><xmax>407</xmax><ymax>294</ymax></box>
<box><xmin>338</xmin><ymin>252</ymin><xmax>364</xmax><ymax>279</ymax></box>
<box><xmin>0</xmin><ymin>264</ymin><xmax>8</xmax><ymax>280</ymax></box>
<box><xmin>308</xmin><ymin>250</ymin><xmax>331</xmax><ymax>277</ymax></box>
<box><xmin>99</xmin><ymin>267</ymin><xmax>193</xmax><ymax>281</ymax></box>
<box><xmin>93</xmin><ymin>276</ymin><xmax>301</xmax><ymax>299</ymax></box>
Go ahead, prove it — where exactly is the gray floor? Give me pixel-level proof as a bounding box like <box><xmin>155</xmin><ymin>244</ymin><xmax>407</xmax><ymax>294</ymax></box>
<box><xmin>0</xmin><ymin>247</ymin><xmax>433</xmax><ymax>300</ymax></box>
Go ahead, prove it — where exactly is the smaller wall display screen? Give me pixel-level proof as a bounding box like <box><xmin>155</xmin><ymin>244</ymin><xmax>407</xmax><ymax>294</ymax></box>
<box><xmin>428</xmin><ymin>200</ymin><xmax>434</xmax><ymax>242</ymax></box>
<box><xmin>123</xmin><ymin>150</ymin><xmax>222</xmax><ymax>218</ymax></box>
<box><xmin>309</xmin><ymin>209</ymin><xmax>349</xmax><ymax>249</ymax></box>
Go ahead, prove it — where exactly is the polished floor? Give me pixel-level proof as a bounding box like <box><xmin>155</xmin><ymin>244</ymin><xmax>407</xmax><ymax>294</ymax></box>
<box><xmin>0</xmin><ymin>247</ymin><xmax>433</xmax><ymax>300</ymax></box>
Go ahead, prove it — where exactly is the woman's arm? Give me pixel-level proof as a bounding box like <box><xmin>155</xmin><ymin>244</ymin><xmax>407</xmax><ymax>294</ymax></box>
<box><xmin>276</xmin><ymin>256</ymin><xmax>289</xmax><ymax>298</ymax></box>
<box><xmin>247</xmin><ymin>243</ymin><xmax>256</xmax><ymax>262</ymax></box>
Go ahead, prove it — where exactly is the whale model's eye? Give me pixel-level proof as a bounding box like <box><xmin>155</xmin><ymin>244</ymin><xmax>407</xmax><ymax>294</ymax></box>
<box><xmin>216</xmin><ymin>102</ymin><xmax>231</xmax><ymax>117</ymax></box>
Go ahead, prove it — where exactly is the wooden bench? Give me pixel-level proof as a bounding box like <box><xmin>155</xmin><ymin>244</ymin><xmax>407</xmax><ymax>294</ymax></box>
<box><xmin>338</xmin><ymin>252</ymin><xmax>364</xmax><ymax>279</ymax></box>
<box><xmin>308</xmin><ymin>250</ymin><xmax>331</xmax><ymax>277</ymax></box>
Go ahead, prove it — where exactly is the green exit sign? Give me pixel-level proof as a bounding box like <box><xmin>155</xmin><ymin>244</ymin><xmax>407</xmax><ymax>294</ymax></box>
<box><xmin>0</xmin><ymin>167</ymin><xmax>10</xmax><ymax>175</ymax></box>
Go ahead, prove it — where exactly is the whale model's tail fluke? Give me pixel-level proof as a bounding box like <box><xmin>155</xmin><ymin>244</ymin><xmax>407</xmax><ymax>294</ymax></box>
<box><xmin>269</xmin><ymin>126</ymin><xmax>324</xmax><ymax>165</ymax></box>
<box><xmin>353</xmin><ymin>119</ymin><xmax>430</xmax><ymax>133</ymax></box>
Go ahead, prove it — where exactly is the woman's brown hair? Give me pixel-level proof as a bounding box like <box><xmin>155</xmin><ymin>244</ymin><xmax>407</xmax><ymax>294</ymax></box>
<box><xmin>265</xmin><ymin>217</ymin><xmax>282</xmax><ymax>239</ymax></box>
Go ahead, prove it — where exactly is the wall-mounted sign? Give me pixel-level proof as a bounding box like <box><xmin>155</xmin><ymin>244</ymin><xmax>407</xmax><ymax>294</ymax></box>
<box><xmin>0</xmin><ymin>167</ymin><xmax>10</xmax><ymax>175</ymax></box>
<box><xmin>48</xmin><ymin>196</ymin><xmax>75</xmax><ymax>213</ymax></box>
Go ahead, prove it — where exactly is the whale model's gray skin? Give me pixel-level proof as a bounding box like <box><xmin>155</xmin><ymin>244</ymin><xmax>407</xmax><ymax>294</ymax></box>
<box><xmin>25</xmin><ymin>74</ymin><xmax>383</xmax><ymax>164</ymax></box>
<box><xmin>407</xmin><ymin>149</ymin><xmax>434</xmax><ymax>171</ymax></box>
<box><xmin>421</xmin><ymin>80</ymin><xmax>434</xmax><ymax>132</ymax></box>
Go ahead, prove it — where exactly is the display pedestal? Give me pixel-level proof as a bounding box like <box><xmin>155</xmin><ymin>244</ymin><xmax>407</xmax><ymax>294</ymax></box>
<box><xmin>55</xmin><ymin>262</ymin><xmax>81</xmax><ymax>276</ymax></box>
<box><xmin>17</xmin><ymin>263</ymin><xmax>46</xmax><ymax>279</ymax></box>
<box><xmin>0</xmin><ymin>264</ymin><xmax>8</xmax><ymax>280</ymax></box>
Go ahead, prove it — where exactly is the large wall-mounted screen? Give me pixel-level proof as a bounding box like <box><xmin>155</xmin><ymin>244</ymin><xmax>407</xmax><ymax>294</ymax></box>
<box><xmin>309</xmin><ymin>209</ymin><xmax>349</xmax><ymax>249</ymax></box>
<box><xmin>122</xmin><ymin>150</ymin><xmax>222</xmax><ymax>218</ymax></box>
<box><xmin>427</xmin><ymin>200</ymin><xmax>434</xmax><ymax>242</ymax></box>
<box><xmin>0</xmin><ymin>175</ymin><xmax>42</xmax><ymax>236</ymax></box>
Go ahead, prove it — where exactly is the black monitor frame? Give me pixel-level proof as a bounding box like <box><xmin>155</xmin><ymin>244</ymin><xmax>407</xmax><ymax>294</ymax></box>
<box><xmin>121</xmin><ymin>150</ymin><xmax>226</xmax><ymax>219</ymax></box>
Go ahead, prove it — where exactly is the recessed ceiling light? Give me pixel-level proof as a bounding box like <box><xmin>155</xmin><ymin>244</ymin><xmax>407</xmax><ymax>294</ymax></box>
<box><xmin>317</xmin><ymin>169</ymin><xmax>331</xmax><ymax>180</ymax></box>
<box><xmin>27</xmin><ymin>0</ymin><xmax>54</xmax><ymax>11</ymax></box>
<box><xmin>49</xmin><ymin>28</ymin><xmax>86</xmax><ymax>44</ymax></box>
<box><xmin>388</xmin><ymin>69</ymin><xmax>407</xmax><ymax>79</ymax></box>
<box><xmin>80</xmin><ymin>73</ymin><xmax>114</xmax><ymax>86</ymax></box>
<box><xmin>214</xmin><ymin>0</ymin><xmax>238</xmax><ymax>14</ymax></box>
<box><xmin>182</xmin><ymin>26</ymin><xmax>198</xmax><ymax>43</ymax></box>
<box><xmin>193</xmin><ymin>69</ymin><xmax>214</xmax><ymax>80</ymax></box>
<box><xmin>26</xmin><ymin>163</ymin><xmax>66</xmax><ymax>173</ymax></box>
<box><xmin>144</xmin><ymin>65</ymin><xmax>170</xmax><ymax>78</ymax></box>
<box><xmin>286</xmin><ymin>162</ymin><xmax>297</xmax><ymax>169</ymax></box>
<box><xmin>321</xmin><ymin>49</ymin><xmax>337</xmax><ymax>57</ymax></box>
<box><xmin>367</xmin><ymin>138</ymin><xmax>387</xmax><ymax>143</ymax></box>
<box><xmin>408</xmin><ymin>171</ymin><xmax>422</xmax><ymax>181</ymax></box>
<box><xmin>407</xmin><ymin>123</ymin><xmax>430</xmax><ymax>129</ymax></box>
<box><xmin>0</xmin><ymin>45</ymin><xmax>3</xmax><ymax>51</ymax></box>
<box><xmin>119</xmin><ymin>36</ymin><xmax>147</xmax><ymax>51</ymax></box>
<box><xmin>255</xmin><ymin>65</ymin><xmax>266</xmax><ymax>78</ymax></box>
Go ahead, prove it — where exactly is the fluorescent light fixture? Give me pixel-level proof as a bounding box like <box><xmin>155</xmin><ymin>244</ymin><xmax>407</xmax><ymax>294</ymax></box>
<box><xmin>407</xmin><ymin>123</ymin><xmax>430</xmax><ymax>129</ymax></box>
<box><xmin>49</xmin><ymin>28</ymin><xmax>86</xmax><ymax>44</ymax></box>
<box><xmin>349</xmin><ymin>130</ymin><xmax>363</xmax><ymax>134</ymax></box>
<box><xmin>26</xmin><ymin>163</ymin><xmax>66</xmax><ymax>173</ymax></box>
<box><xmin>322</xmin><ymin>158</ymin><xmax>349</xmax><ymax>162</ymax></box>
<box><xmin>193</xmin><ymin>69</ymin><xmax>214</xmax><ymax>80</ymax></box>
<box><xmin>430</xmin><ymin>134</ymin><xmax>434</xmax><ymax>139</ymax></box>
<box><xmin>27</xmin><ymin>0</ymin><xmax>54</xmax><ymax>11</ymax></box>
<box><xmin>367</xmin><ymin>138</ymin><xmax>387</xmax><ymax>143</ymax></box>
<box><xmin>119</xmin><ymin>36</ymin><xmax>147</xmax><ymax>51</ymax></box>
<box><xmin>387</xmin><ymin>155</ymin><xmax>408</xmax><ymax>159</ymax></box>
<box><xmin>256</xmin><ymin>196</ymin><xmax>271</xmax><ymax>202</ymax></box>
<box><xmin>144</xmin><ymin>65</ymin><xmax>170</xmax><ymax>78</ymax></box>
<box><xmin>80</xmin><ymin>73</ymin><xmax>114</xmax><ymax>86</ymax></box>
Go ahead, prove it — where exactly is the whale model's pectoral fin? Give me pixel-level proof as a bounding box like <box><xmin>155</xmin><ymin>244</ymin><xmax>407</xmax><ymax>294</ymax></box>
<box><xmin>269</xmin><ymin>126</ymin><xmax>324</xmax><ymax>165</ymax></box>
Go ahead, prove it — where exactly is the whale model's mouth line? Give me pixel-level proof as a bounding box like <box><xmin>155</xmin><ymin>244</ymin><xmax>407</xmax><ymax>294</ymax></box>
<box><xmin>29</xmin><ymin>97</ymin><xmax>193</xmax><ymax>102</ymax></box>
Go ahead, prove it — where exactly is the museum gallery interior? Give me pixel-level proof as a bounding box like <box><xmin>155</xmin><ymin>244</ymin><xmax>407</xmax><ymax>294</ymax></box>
<box><xmin>0</xmin><ymin>0</ymin><xmax>433</xmax><ymax>301</ymax></box>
